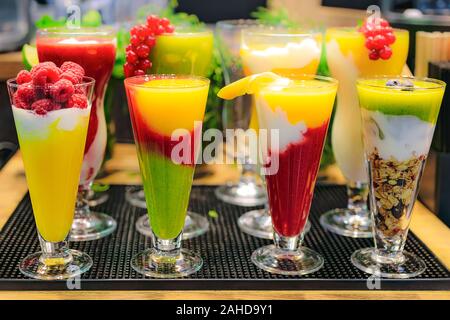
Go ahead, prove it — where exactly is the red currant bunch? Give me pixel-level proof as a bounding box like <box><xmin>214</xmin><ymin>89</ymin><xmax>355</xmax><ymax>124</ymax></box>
<box><xmin>124</xmin><ymin>15</ymin><xmax>175</xmax><ymax>77</ymax></box>
<box><xmin>359</xmin><ymin>18</ymin><xmax>396</xmax><ymax>60</ymax></box>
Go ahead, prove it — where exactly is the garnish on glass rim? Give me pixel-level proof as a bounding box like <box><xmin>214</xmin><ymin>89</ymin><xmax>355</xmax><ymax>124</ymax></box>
<box><xmin>359</xmin><ymin>17</ymin><xmax>396</xmax><ymax>61</ymax></box>
<box><xmin>124</xmin><ymin>15</ymin><xmax>175</xmax><ymax>77</ymax></box>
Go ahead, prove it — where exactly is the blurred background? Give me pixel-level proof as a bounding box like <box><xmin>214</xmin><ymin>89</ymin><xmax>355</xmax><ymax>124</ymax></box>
<box><xmin>0</xmin><ymin>0</ymin><xmax>449</xmax><ymax>224</ymax></box>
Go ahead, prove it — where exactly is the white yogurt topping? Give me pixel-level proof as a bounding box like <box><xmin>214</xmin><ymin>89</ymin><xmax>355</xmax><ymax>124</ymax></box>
<box><xmin>12</xmin><ymin>106</ymin><xmax>90</xmax><ymax>140</ymax></box>
<box><xmin>361</xmin><ymin>109</ymin><xmax>435</xmax><ymax>161</ymax></box>
<box><xmin>242</xmin><ymin>38</ymin><xmax>321</xmax><ymax>74</ymax></box>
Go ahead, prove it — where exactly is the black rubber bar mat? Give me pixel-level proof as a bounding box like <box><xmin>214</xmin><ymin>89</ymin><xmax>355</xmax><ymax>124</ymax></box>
<box><xmin>0</xmin><ymin>184</ymin><xmax>449</xmax><ymax>291</ymax></box>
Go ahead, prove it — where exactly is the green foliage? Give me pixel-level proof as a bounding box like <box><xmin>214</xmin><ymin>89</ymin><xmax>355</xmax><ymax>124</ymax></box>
<box><xmin>35</xmin><ymin>10</ymin><xmax>102</xmax><ymax>29</ymax></box>
<box><xmin>251</xmin><ymin>5</ymin><xmax>299</xmax><ymax>29</ymax></box>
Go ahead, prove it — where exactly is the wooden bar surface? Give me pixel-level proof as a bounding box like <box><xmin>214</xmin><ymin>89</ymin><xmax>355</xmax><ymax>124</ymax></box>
<box><xmin>0</xmin><ymin>143</ymin><xmax>449</xmax><ymax>300</ymax></box>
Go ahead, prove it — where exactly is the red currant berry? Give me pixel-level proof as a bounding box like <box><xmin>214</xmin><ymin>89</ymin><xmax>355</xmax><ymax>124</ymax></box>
<box><xmin>124</xmin><ymin>62</ymin><xmax>135</xmax><ymax>78</ymax></box>
<box><xmin>369</xmin><ymin>49</ymin><xmax>379</xmax><ymax>60</ymax></box>
<box><xmin>379</xmin><ymin>46</ymin><xmax>392</xmax><ymax>60</ymax></box>
<box><xmin>144</xmin><ymin>36</ymin><xmax>156</xmax><ymax>47</ymax></box>
<box><xmin>146</xmin><ymin>15</ymin><xmax>159</xmax><ymax>27</ymax></box>
<box><xmin>160</xmin><ymin>17</ymin><xmax>170</xmax><ymax>27</ymax></box>
<box><xmin>126</xmin><ymin>50</ymin><xmax>138</xmax><ymax>64</ymax></box>
<box><xmin>136</xmin><ymin>44</ymin><xmax>150</xmax><ymax>58</ymax></box>
<box><xmin>138</xmin><ymin>59</ymin><xmax>152</xmax><ymax>71</ymax></box>
<box><xmin>385</xmin><ymin>32</ymin><xmax>396</xmax><ymax>45</ymax></box>
<box><xmin>365</xmin><ymin>37</ymin><xmax>375</xmax><ymax>49</ymax></box>
<box><xmin>372</xmin><ymin>35</ymin><xmax>386</xmax><ymax>50</ymax></box>
<box><xmin>379</xmin><ymin>19</ymin><xmax>389</xmax><ymax>27</ymax></box>
<box><xmin>126</xmin><ymin>44</ymin><xmax>134</xmax><ymax>52</ymax></box>
<box><xmin>134</xmin><ymin>69</ymin><xmax>145</xmax><ymax>76</ymax></box>
<box><xmin>165</xmin><ymin>24</ymin><xmax>175</xmax><ymax>34</ymax></box>
<box><xmin>130</xmin><ymin>35</ymin><xmax>140</xmax><ymax>46</ymax></box>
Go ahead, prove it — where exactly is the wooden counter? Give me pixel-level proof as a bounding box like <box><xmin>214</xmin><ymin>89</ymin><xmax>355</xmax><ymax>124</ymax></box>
<box><xmin>0</xmin><ymin>143</ymin><xmax>449</xmax><ymax>300</ymax></box>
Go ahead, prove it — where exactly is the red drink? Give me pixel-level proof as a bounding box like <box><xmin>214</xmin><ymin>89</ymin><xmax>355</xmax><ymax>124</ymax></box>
<box><xmin>265</xmin><ymin>122</ymin><xmax>329</xmax><ymax>237</ymax></box>
<box><xmin>37</xmin><ymin>32</ymin><xmax>116</xmax><ymax>187</ymax></box>
<box><xmin>35</xmin><ymin>27</ymin><xmax>117</xmax><ymax>242</ymax></box>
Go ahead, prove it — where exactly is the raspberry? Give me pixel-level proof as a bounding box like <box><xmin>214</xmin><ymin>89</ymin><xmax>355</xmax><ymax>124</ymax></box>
<box><xmin>13</xmin><ymin>93</ymin><xmax>30</xmax><ymax>109</ymax></box>
<box><xmin>60</xmin><ymin>70</ymin><xmax>82</xmax><ymax>84</ymax></box>
<box><xmin>60</xmin><ymin>61</ymin><xmax>85</xmax><ymax>79</ymax></box>
<box><xmin>30</xmin><ymin>63</ymin><xmax>60</xmax><ymax>86</ymax></box>
<box><xmin>67</xmin><ymin>93</ymin><xmax>88</xmax><ymax>109</ymax></box>
<box><xmin>31</xmin><ymin>99</ymin><xmax>61</xmax><ymax>115</ymax></box>
<box><xmin>16</xmin><ymin>70</ymin><xmax>32</xmax><ymax>84</ymax></box>
<box><xmin>50</xmin><ymin>79</ymin><xmax>75</xmax><ymax>103</ymax></box>
<box><xmin>16</xmin><ymin>84</ymin><xmax>35</xmax><ymax>105</ymax></box>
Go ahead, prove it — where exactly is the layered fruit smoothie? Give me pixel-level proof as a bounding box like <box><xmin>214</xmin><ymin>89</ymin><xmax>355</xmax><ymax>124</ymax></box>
<box><xmin>241</xmin><ymin>30</ymin><xmax>322</xmax><ymax>130</ymax></box>
<box><xmin>357</xmin><ymin>78</ymin><xmax>444</xmax><ymax>244</ymax></box>
<box><xmin>150</xmin><ymin>31</ymin><xmax>213</xmax><ymax>76</ymax></box>
<box><xmin>325</xmin><ymin>25</ymin><xmax>409</xmax><ymax>183</ymax></box>
<box><xmin>256</xmin><ymin>78</ymin><xmax>336</xmax><ymax>236</ymax></box>
<box><xmin>353</xmin><ymin>77</ymin><xmax>445</xmax><ymax>279</ymax></box>
<box><xmin>36</xmin><ymin>29</ymin><xmax>116</xmax><ymax>187</ymax></box>
<box><xmin>125</xmin><ymin>76</ymin><xmax>209</xmax><ymax>239</ymax></box>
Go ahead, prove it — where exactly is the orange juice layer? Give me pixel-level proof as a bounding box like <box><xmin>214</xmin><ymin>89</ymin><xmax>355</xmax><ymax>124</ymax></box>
<box><xmin>13</xmin><ymin>107</ymin><xmax>90</xmax><ymax>242</ymax></box>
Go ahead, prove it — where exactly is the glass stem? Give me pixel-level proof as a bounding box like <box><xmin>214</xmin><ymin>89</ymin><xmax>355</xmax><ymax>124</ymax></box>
<box><xmin>151</xmin><ymin>232</ymin><xmax>182</xmax><ymax>263</ymax></box>
<box><xmin>273</xmin><ymin>232</ymin><xmax>302</xmax><ymax>252</ymax></box>
<box><xmin>347</xmin><ymin>180</ymin><xmax>369</xmax><ymax>217</ymax></box>
<box><xmin>75</xmin><ymin>186</ymin><xmax>91</xmax><ymax>219</ymax></box>
<box><xmin>38</xmin><ymin>234</ymin><xmax>72</xmax><ymax>271</ymax></box>
<box><xmin>240</xmin><ymin>162</ymin><xmax>258</xmax><ymax>184</ymax></box>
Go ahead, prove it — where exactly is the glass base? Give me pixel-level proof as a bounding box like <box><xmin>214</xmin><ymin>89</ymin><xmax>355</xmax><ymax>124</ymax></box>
<box><xmin>215</xmin><ymin>183</ymin><xmax>267</xmax><ymax>207</ymax></box>
<box><xmin>70</xmin><ymin>211</ymin><xmax>117</xmax><ymax>242</ymax></box>
<box><xmin>251</xmin><ymin>245</ymin><xmax>324</xmax><ymax>276</ymax></box>
<box><xmin>125</xmin><ymin>186</ymin><xmax>146</xmax><ymax>209</ymax></box>
<box><xmin>19</xmin><ymin>249</ymin><xmax>92</xmax><ymax>280</ymax></box>
<box><xmin>238</xmin><ymin>209</ymin><xmax>311</xmax><ymax>239</ymax></box>
<box><xmin>136</xmin><ymin>212</ymin><xmax>209</xmax><ymax>240</ymax></box>
<box><xmin>87</xmin><ymin>189</ymin><xmax>109</xmax><ymax>207</ymax></box>
<box><xmin>351</xmin><ymin>248</ymin><xmax>426</xmax><ymax>279</ymax></box>
<box><xmin>320</xmin><ymin>208</ymin><xmax>373</xmax><ymax>238</ymax></box>
<box><xmin>131</xmin><ymin>248</ymin><xmax>202</xmax><ymax>278</ymax></box>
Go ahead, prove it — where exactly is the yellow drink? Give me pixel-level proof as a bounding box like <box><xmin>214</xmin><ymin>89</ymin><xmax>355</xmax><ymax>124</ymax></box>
<box><xmin>325</xmin><ymin>28</ymin><xmax>409</xmax><ymax>182</ymax></box>
<box><xmin>13</xmin><ymin>107</ymin><xmax>90</xmax><ymax>242</ymax></box>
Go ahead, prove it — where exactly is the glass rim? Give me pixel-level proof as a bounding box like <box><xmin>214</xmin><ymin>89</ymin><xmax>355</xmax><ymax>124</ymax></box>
<box><xmin>242</xmin><ymin>27</ymin><xmax>321</xmax><ymax>38</ymax></box>
<box><xmin>36</xmin><ymin>26</ymin><xmax>116</xmax><ymax>37</ymax></box>
<box><xmin>6</xmin><ymin>76</ymin><xmax>96</xmax><ymax>89</ymax></box>
<box><xmin>124</xmin><ymin>74</ymin><xmax>210</xmax><ymax>89</ymax></box>
<box><xmin>356</xmin><ymin>75</ymin><xmax>446</xmax><ymax>90</ymax></box>
<box><xmin>257</xmin><ymin>73</ymin><xmax>338</xmax><ymax>90</ymax></box>
<box><xmin>326</xmin><ymin>26</ymin><xmax>408</xmax><ymax>34</ymax></box>
<box><xmin>216</xmin><ymin>19</ymin><xmax>265</xmax><ymax>30</ymax></box>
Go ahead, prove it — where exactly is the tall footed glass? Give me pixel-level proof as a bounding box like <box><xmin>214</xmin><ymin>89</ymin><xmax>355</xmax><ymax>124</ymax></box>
<box><xmin>215</xmin><ymin>19</ymin><xmax>267</xmax><ymax>207</ymax></box>
<box><xmin>320</xmin><ymin>27</ymin><xmax>409</xmax><ymax>238</ymax></box>
<box><xmin>127</xmin><ymin>28</ymin><xmax>214</xmax><ymax>240</ymax></box>
<box><xmin>352</xmin><ymin>76</ymin><xmax>445</xmax><ymax>278</ymax></box>
<box><xmin>36</xmin><ymin>27</ymin><xmax>117</xmax><ymax>241</ymax></box>
<box><xmin>218</xmin><ymin>73</ymin><xmax>337</xmax><ymax>275</ymax></box>
<box><xmin>125</xmin><ymin>75</ymin><xmax>209</xmax><ymax>278</ymax></box>
<box><xmin>7</xmin><ymin>77</ymin><xmax>95</xmax><ymax>279</ymax></box>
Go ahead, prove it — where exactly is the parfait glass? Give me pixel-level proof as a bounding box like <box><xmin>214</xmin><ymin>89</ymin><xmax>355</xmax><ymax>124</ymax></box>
<box><xmin>236</xmin><ymin>28</ymin><xmax>321</xmax><ymax>238</ymax></box>
<box><xmin>215</xmin><ymin>19</ymin><xmax>267</xmax><ymax>207</ymax></box>
<box><xmin>251</xmin><ymin>74</ymin><xmax>337</xmax><ymax>275</ymax></box>
<box><xmin>320</xmin><ymin>27</ymin><xmax>409</xmax><ymax>238</ymax></box>
<box><xmin>352</xmin><ymin>76</ymin><xmax>445</xmax><ymax>278</ymax></box>
<box><xmin>36</xmin><ymin>27</ymin><xmax>117</xmax><ymax>241</ymax></box>
<box><xmin>125</xmin><ymin>75</ymin><xmax>209</xmax><ymax>278</ymax></box>
<box><xmin>127</xmin><ymin>28</ymin><xmax>214</xmax><ymax>240</ymax></box>
<box><xmin>7</xmin><ymin>77</ymin><xmax>95</xmax><ymax>279</ymax></box>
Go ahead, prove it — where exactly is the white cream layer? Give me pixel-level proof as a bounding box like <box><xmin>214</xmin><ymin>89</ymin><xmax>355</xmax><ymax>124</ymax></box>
<box><xmin>12</xmin><ymin>106</ymin><xmax>90</xmax><ymax>140</ymax></box>
<box><xmin>361</xmin><ymin>109</ymin><xmax>435</xmax><ymax>161</ymax></box>
<box><xmin>255</xmin><ymin>96</ymin><xmax>306</xmax><ymax>155</ymax></box>
<box><xmin>242</xmin><ymin>38</ymin><xmax>321</xmax><ymax>74</ymax></box>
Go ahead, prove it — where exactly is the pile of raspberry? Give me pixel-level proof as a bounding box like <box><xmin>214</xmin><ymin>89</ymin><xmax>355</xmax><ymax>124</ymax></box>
<box><xmin>359</xmin><ymin>18</ymin><xmax>396</xmax><ymax>60</ymax></box>
<box><xmin>124</xmin><ymin>15</ymin><xmax>175</xmax><ymax>77</ymax></box>
<box><xmin>13</xmin><ymin>61</ymin><xmax>88</xmax><ymax>115</ymax></box>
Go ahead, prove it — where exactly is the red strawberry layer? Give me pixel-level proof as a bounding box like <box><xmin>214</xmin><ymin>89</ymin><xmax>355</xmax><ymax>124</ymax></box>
<box><xmin>265</xmin><ymin>121</ymin><xmax>329</xmax><ymax>237</ymax></box>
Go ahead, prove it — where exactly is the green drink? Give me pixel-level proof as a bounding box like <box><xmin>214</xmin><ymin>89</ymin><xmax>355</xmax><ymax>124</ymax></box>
<box><xmin>150</xmin><ymin>30</ymin><xmax>213</xmax><ymax>76</ymax></box>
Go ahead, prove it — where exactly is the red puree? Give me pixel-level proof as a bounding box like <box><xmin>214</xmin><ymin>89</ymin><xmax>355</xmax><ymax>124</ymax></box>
<box><xmin>126</xmin><ymin>88</ymin><xmax>198</xmax><ymax>167</ymax></box>
<box><xmin>37</xmin><ymin>37</ymin><xmax>116</xmax><ymax>154</ymax></box>
<box><xmin>265</xmin><ymin>122</ymin><xmax>329</xmax><ymax>237</ymax></box>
